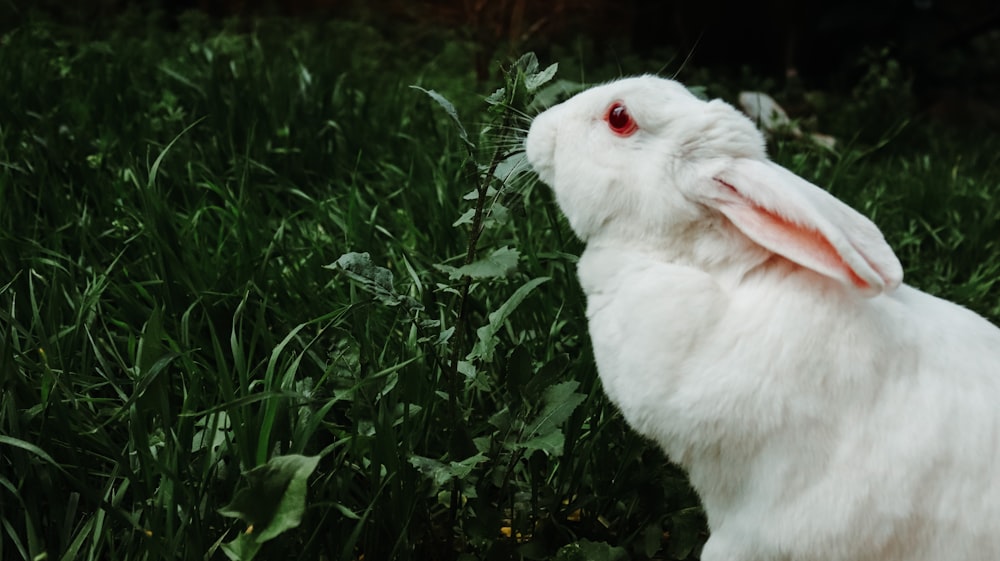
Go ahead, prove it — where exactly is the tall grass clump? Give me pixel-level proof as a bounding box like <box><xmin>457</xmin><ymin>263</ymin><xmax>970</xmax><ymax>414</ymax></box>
<box><xmin>0</xmin><ymin>14</ymin><xmax>703</xmax><ymax>561</ymax></box>
<box><xmin>2</xmin><ymin>11</ymin><xmax>1000</xmax><ymax>561</ymax></box>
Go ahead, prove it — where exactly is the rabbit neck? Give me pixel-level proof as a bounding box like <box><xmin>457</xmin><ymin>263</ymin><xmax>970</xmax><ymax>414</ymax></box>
<box><xmin>584</xmin><ymin>216</ymin><xmax>773</xmax><ymax>293</ymax></box>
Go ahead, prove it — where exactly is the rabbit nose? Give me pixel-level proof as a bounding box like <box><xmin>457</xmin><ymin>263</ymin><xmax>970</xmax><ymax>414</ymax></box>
<box><xmin>525</xmin><ymin>110</ymin><xmax>559</xmax><ymax>179</ymax></box>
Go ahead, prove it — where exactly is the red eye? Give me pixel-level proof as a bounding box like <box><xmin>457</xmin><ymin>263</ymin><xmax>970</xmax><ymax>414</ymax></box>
<box><xmin>605</xmin><ymin>102</ymin><xmax>638</xmax><ymax>136</ymax></box>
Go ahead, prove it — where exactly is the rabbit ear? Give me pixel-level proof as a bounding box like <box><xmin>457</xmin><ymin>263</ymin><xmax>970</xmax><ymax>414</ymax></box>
<box><xmin>705</xmin><ymin>158</ymin><xmax>903</xmax><ymax>297</ymax></box>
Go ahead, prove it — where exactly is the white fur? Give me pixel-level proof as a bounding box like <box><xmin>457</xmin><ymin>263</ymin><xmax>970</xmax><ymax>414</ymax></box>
<box><xmin>526</xmin><ymin>75</ymin><xmax>1000</xmax><ymax>561</ymax></box>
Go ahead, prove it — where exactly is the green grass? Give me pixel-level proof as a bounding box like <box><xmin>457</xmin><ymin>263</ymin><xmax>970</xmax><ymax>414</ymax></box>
<box><xmin>2</xmin><ymin>12</ymin><xmax>1000</xmax><ymax>561</ymax></box>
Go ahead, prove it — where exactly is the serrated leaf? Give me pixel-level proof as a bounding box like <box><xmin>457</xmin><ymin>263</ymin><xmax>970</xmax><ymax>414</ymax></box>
<box><xmin>525</xmin><ymin>380</ymin><xmax>587</xmax><ymax>446</ymax></box>
<box><xmin>456</xmin><ymin>360</ymin><xmax>476</xmax><ymax>379</ymax></box>
<box><xmin>472</xmin><ymin>436</ymin><xmax>492</xmax><ymax>453</ymax></box>
<box><xmin>435</xmin><ymin>326</ymin><xmax>455</xmax><ymax>346</ymax></box>
<box><xmin>219</xmin><ymin>454</ymin><xmax>320</xmax><ymax>549</ymax></box>
<box><xmin>327</xmin><ymin>252</ymin><xmax>421</xmax><ymax>310</ymax></box>
<box><xmin>448</xmin><ymin>453</ymin><xmax>488</xmax><ymax>479</ymax></box>
<box><xmin>409</xmin><ymin>453</ymin><xmax>488</xmax><ymax>490</ymax></box>
<box><xmin>454</xmin><ymin>197</ymin><xmax>510</xmax><ymax>230</ymax></box>
<box><xmin>410</xmin><ymin>86</ymin><xmax>474</xmax><ymax>149</ymax></box>
<box><xmin>435</xmin><ymin>247</ymin><xmax>520</xmax><ymax>281</ymax></box>
<box><xmin>468</xmin><ymin>276</ymin><xmax>549</xmax><ymax>361</ymax></box>
<box><xmin>463</xmin><ymin>186</ymin><xmax>498</xmax><ymax>200</ymax></box>
<box><xmin>488</xmin><ymin>202</ymin><xmax>510</xmax><ymax>228</ymax></box>
<box><xmin>452</xmin><ymin>208</ymin><xmax>476</xmax><ymax>226</ymax></box>
<box><xmin>525</xmin><ymin>63</ymin><xmax>558</xmax><ymax>92</ymax></box>
<box><xmin>327</xmin><ymin>251</ymin><xmax>393</xmax><ymax>295</ymax></box>
<box><xmin>514</xmin><ymin>52</ymin><xmax>540</xmax><ymax>76</ymax></box>
<box><xmin>328</xmin><ymin>251</ymin><xmax>391</xmax><ymax>285</ymax></box>
<box><xmin>486</xmin><ymin>86</ymin><xmax>506</xmax><ymax>105</ymax></box>
<box><xmin>408</xmin><ymin>456</ymin><xmax>451</xmax><ymax>488</ymax></box>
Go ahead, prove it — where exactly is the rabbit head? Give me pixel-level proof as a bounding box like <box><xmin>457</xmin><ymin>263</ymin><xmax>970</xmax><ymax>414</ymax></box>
<box><xmin>525</xmin><ymin>75</ymin><xmax>903</xmax><ymax>297</ymax></box>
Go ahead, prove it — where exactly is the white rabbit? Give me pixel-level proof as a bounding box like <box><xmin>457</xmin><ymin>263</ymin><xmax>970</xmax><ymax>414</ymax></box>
<box><xmin>525</xmin><ymin>75</ymin><xmax>1000</xmax><ymax>561</ymax></box>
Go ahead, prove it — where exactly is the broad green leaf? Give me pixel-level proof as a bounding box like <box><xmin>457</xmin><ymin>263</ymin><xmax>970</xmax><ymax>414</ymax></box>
<box><xmin>641</xmin><ymin>522</ymin><xmax>664</xmax><ymax>558</ymax></box>
<box><xmin>487</xmin><ymin>407</ymin><xmax>511</xmax><ymax>431</ymax></box>
<box><xmin>409</xmin><ymin>453</ymin><xmax>488</xmax><ymax>489</ymax></box>
<box><xmin>456</xmin><ymin>360</ymin><xmax>476</xmax><ymax>379</ymax></box>
<box><xmin>221</xmin><ymin>532</ymin><xmax>261</xmax><ymax>561</ymax></box>
<box><xmin>469</xmin><ymin>276</ymin><xmax>549</xmax><ymax>361</ymax></box>
<box><xmin>191</xmin><ymin>411</ymin><xmax>231</xmax><ymax>452</ymax></box>
<box><xmin>408</xmin><ymin>456</ymin><xmax>451</xmax><ymax>488</ymax></box>
<box><xmin>472</xmin><ymin>436</ymin><xmax>491</xmax><ymax>454</ymax></box>
<box><xmin>485</xmin><ymin>86</ymin><xmax>506</xmax><ymax>106</ymax></box>
<box><xmin>448</xmin><ymin>453</ymin><xmax>488</xmax><ymax>480</ymax></box>
<box><xmin>518</xmin><ymin>429</ymin><xmax>565</xmax><ymax>456</ymax></box>
<box><xmin>526</xmin><ymin>381</ymin><xmax>587</xmax><ymax>438</ymax></box>
<box><xmin>462</xmin><ymin>186</ymin><xmax>497</xmax><ymax>200</ymax></box>
<box><xmin>452</xmin><ymin>208</ymin><xmax>475</xmax><ymax>227</ymax></box>
<box><xmin>513</xmin><ymin>381</ymin><xmax>587</xmax><ymax>457</ymax></box>
<box><xmin>485</xmin><ymin>202</ymin><xmax>511</xmax><ymax>229</ymax></box>
<box><xmin>219</xmin><ymin>453</ymin><xmax>321</xmax><ymax>555</ymax></box>
<box><xmin>525</xmin><ymin>62</ymin><xmax>558</xmax><ymax>92</ymax></box>
<box><xmin>450</xmin><ymin>201</ymin><xmax>510</xmax><ymax>230</ymax></box>
<box><xmin>436</xmin><ymin>326</ymin><xmax>455</xmax><ymax>346</ymax></box>
<box><xmin>435</xmin><ymin>247</ymin><xmax>520</xmax><ymax>280</ymax></box>
<box><xmin>514</xmin><ymin>52</ymin><xmax>540</xmax><ymax>77</ymax></box>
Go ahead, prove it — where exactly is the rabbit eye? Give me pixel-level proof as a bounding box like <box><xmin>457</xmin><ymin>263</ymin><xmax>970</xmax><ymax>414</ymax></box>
<box><xmin>605</xmin><ymin>102</ymin><xmax>638</xmax><ymax>137</ymax></box>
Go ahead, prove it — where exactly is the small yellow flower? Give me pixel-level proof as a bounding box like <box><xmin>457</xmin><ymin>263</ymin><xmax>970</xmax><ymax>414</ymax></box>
<box><xmin>245</xmin><ymin>524</ymin><xmax>254</xmax><ymax>535</ymax></box>
<box><xmin>500</xmin><ymin>526</ymin><xmax>529</xmax><ymax>542</ymax></box>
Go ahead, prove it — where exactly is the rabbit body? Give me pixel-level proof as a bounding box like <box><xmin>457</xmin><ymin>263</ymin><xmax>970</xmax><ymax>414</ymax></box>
<box><xmin>526</xmin><ymin>75</ymin><xmax>1000</xmax><ymax>561</ymax></box>
<box><xmin>581</xmin><ymin>244</ymin><xmax>1000</xmax><ymax>561</ymax></box>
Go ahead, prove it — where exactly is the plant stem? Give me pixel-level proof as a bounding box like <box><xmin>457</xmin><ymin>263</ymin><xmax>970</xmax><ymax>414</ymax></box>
<box><xmin>443</xmin><ymin>106</ymin><xmax>515</xmax><ymax>555</ymax></box>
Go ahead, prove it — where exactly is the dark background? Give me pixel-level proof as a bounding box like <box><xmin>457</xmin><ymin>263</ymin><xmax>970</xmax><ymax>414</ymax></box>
<box><xmin>4</xmin><ymin>0</ymin><xmax>1000</xmax><ymax>123</ymax></box>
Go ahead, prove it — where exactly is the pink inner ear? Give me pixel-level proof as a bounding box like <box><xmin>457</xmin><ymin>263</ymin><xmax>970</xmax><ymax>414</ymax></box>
<box><xmin>748</xmin><ymin>204</ymin><xmax>871</xmax><ymax>291</ymax></box>
<box><xmin>711</xmin><ymin>161</ymin><xmax>903</xmax><ymax>297</ymax></box>
<box><xmin>715</xmin><ymin>178</ymin><xmax>873</xmax><ymax>291</ymax></box>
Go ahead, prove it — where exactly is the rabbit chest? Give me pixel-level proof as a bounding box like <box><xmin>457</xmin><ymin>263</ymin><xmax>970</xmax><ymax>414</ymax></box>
<box><xmin>577</xmin><ymin>245</ymin><xmax>735</xmax><ymax>452</ymax></box>
<box><xmin>576</xmin><ymin>246</ymin><xmax>1000</xmax><ymax>561</ymax></box>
